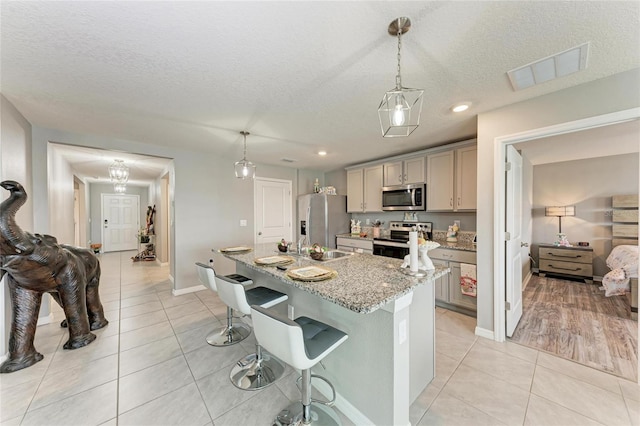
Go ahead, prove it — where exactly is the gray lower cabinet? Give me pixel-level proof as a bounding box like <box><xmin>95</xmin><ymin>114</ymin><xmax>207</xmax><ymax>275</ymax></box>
<box><xmin>430</xmin><ymin>248</ymin><xmax>477</xmax><ymax>312</ymax></box>
<box><xmin>336</xmin><ymin>237</ymin><xmax>373</xmax><ymax>254</ymax></box>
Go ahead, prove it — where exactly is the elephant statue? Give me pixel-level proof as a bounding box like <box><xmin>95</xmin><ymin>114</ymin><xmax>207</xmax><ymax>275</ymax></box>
<box><xmin>0</xmin><ymin>180</ymin><xmax>108</xmax><ymax>373</ymax></box>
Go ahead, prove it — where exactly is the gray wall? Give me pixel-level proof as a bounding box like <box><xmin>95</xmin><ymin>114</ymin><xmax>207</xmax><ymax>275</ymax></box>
<box><xmin>88</xmin><ymin>183</ymin><xmax>150</xmax><ymax>245</ymax></box>
<box><xmin>477</xmin><ymin>68</ymin><xmax>640</xmax><ymax>335</ymax></box>
<box><xmin>30</xmin><ymin>125</ymin><xmax>320</xmax><ymax>292</ymax></box>
<box><xmin>531</xmin><ymin>153</ymin><xmax>639</xmax><ymax>277</ymax></box>
<box><xmin>1</xmin><ymin>94</ymin><xmax>34</xmax><ymax>354</ymax></box>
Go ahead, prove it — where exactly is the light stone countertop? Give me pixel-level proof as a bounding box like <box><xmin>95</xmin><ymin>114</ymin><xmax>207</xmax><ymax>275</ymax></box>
<box><xmin>221</xmin><ymin>244</ymin><xmax>448</xmax><ymax>314</ymax></box>
<box><xmin>335</xmin><ymin>233</ymin><xmax>374</xmax><ymax>241</ymax></box>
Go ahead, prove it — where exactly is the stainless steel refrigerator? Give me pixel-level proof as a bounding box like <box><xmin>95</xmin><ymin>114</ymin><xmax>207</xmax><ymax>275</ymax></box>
<box><xmin>298</xmin><ymin>194</ymin><xmax>349</xmax><ymax>249</ymax></box>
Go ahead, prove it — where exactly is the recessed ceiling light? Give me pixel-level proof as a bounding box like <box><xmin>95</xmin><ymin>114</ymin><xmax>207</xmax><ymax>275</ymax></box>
<box><xmin>451</xmin><ymin>103</ymin><xmax>471</xmax><ymax>113</ymax></box>
<box><xmin>318</xmin><ymin>151</ymin><xmax>327</xmax><ymax>156</ymax></box>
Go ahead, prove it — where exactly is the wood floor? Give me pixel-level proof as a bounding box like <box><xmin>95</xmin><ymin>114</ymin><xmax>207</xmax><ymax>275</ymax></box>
<box><xmin>510</xmin><ymin>274</ymin><xmax>638</xmax><ymax>382</ymax></box>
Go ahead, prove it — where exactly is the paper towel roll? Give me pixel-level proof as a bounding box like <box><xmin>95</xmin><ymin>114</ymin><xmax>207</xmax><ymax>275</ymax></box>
<box><xmin>409</xmin><ymin>231</ymin><xmax>419</xmax><ymax>272</ymax></box>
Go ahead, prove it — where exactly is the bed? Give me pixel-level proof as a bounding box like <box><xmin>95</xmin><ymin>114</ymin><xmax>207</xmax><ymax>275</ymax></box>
<box><xmin>604</xmin><ymin>194</ymin><xmax>638</xmax><ymax>320</ymax></box>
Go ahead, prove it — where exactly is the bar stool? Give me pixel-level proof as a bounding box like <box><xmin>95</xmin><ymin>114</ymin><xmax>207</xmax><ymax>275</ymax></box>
<box><xmin>250</xmin><ymin>305</ymin><xmax>348</xmax><ymax>426</ymax></box>
<box><xmin>214</xmin><ymin>275</ymin><xmax>289</xmax><ymax>391</ymax></box>
<box><xmin>195</xmin><ymin>261</ymin><xmax>253</xmax><ymax>346</ymax></box>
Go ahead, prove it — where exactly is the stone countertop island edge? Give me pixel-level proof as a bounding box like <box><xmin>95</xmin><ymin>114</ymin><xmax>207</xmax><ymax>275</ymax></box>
<box><xmin>220</xmin><ymin>245</ymin><xmax>449</xmax><ymax>314</ymax></box>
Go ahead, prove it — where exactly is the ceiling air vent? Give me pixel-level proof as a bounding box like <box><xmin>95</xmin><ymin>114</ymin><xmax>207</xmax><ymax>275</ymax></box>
<box><xmin>281</xmin><ymin>158</ymin><xmax>297</xmax><ymax>163</ymax></box>
<box><xmin>507</xmin><ymin>42</ymin><xmax>590</xmax><ymax>91</ymax></box>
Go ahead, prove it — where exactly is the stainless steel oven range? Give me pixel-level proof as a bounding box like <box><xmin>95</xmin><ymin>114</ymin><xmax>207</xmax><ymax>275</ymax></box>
<box><xmin>373</xmin><ymin>221</ymin><xmax>432</xmax><ymax>259</ymax></box>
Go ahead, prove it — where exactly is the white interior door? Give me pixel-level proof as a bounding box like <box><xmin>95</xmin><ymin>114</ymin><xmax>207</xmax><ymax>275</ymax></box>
<box><xmin>254</xmin><ymin>178</ymin><xmax>292</xmax><ymax>244</ymax></box>
<box><xmin>102</xmin><ymin>194</ymin><xmax>139</xmax><ymax>252</ymax></box>
<box><xmin>505</xmin><ymin>145</ymin><xmax>523</xmax><ymax>337</ymax></box>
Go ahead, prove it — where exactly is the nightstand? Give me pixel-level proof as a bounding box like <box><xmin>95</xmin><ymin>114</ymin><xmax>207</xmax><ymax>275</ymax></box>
<box><xmin>538</xmin><ymin>244</ymin><xmax>593</xmax><ymax>283</ymax></box>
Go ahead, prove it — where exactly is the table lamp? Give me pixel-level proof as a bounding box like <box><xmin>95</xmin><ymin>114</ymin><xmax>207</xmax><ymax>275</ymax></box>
<box><xmin>545</xmin><ymin>205</ymin><xmax>575</xmax><ymax>233</ymax></box>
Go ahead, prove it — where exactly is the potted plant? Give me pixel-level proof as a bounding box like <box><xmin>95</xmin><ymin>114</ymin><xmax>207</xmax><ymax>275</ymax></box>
<box><xmin>309</xmin><ymin>243</ymin><xmax>326</xmax><ymax>260</ymax></box>
<box><xmin>277</xmin><ymin>239</ymin><xmax>289</xmax><ymax>252</ymax></box>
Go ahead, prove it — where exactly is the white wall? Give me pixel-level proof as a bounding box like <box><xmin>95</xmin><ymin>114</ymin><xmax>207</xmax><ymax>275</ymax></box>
<box><xmin>1</xmin><ymin>94</ymin><xmax>34</xmax><ymax>355</ymax></box>
<box><xmin>531</xmin><ymin>153</ymin><xmax>639</xmax><ymax>277</ymax></box>
<box><xmin>476</xmin><ymin>68</ymin><xmax>640</xmax><ymax>335</ymax></box>
<box><xmin>47</xmin><ymin>145</ymin><xmax>75</xmax><ymax>245</ymax></box>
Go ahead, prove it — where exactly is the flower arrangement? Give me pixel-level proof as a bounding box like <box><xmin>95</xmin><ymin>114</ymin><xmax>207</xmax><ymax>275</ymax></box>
<box><xmin>309</xmin><ymin>243</ymin><xmax>326</xmax><ymax>260</ymax></box>
<box><xmin>277</xmin><ymin>239</ymin><xmax>288</xmax><ymax>252</ymax></box>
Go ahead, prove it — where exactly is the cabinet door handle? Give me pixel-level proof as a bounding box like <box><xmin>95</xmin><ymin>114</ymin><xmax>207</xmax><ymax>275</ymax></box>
<box><xmin>403</xmin><ymin>174</ymin><xmax>407</xmax><ymax>181</ymax></box>
<box><xmin>398</xmin><ymin>174</ymin><xmax>402</xmax><ymax>183</ymax></box>
<box><xmin>450</xmin><ymin>198</ymin><xmax>453</xmax><ymax>207</ymax></box>
<box><xmin>548</xmin><ymin>264</ymin><xmax>582</xmax><ymax>272</ymax></box>
<box><xmin>547</xmin><ymin>252</ymin><xmax>582</xmax><ymax>259</ymax></box>
<box><xmin>457</xmin><ymin>197</ymin><xmax>461</xmax><ymax>206</ymax></box>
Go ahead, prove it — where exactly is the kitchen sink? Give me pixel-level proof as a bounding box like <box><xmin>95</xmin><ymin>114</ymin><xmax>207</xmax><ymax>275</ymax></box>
<box><xmin>316</xmin><ymin>250</ymin><xmax>354</xmax><ymax>262</ymax></box>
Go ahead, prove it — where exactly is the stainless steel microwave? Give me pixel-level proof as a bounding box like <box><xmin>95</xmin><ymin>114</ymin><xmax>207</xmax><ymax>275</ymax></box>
<box><xmin>382</xmin><ymin>184</ymin><xmax>426</xmax><ymax>211</ymax></box>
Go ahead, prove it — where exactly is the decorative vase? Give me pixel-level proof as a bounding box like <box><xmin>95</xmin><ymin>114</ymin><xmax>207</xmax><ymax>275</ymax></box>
<box><xmin>419</xmin><ymin>241</ymin><xmax>440</xmax><ymax>270</ymax></box>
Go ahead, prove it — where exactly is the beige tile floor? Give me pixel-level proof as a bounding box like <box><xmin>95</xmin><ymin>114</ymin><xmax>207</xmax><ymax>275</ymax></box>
<box><xmin>0</xmin><ymin>251</ymin><xmax>638</xmax><ymax>426</ymax></box>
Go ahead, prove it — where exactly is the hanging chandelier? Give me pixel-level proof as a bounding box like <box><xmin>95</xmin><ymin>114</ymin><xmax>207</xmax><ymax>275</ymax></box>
<box><xmin>108</xmin><ymin>159</ymin><xmax>129</xmax><ymax>183</ymax></box>
<box><xmin>113</xmin><ymin>182</ymin><xmax>127</xmax><ymax>193</ymax></box>
<box><xmin>234</xmin><ymin>131</ymin><xmax>256</xmax><ymax>179</ymax></box>
<box><xmin>378</xmin><ymin>17</ymin><xmax>424</xmax><ymax>138</ymax></box>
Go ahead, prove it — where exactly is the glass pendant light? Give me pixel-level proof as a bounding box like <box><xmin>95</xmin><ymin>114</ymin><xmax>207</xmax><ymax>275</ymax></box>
<box><xmin>378</xmin><ymin>17</ymin><xmax>424</xmax><ymax>138</ymax></box>
<box><xmin>108</xmin><ymin>159</ymin><xmax>129</xmax><ymax>183</ymax></box>
<box><xmin>234</xmin><ymin>131</ymin><xmax>256</xmax><ymax>179</ymax></box>
<box><xmin>114</xmin><ymin>182</ymin><xmax>126</xmax><ymax>193</ymax></box>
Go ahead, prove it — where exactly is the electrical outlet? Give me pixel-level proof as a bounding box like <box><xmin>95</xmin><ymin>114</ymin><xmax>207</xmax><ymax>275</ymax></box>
<box><xmin>240</xmin><ymin>219</ymin><xmax>247</xmax><ymax>227</ymax></box>
<box><xmin>454</xmin><ymin>220</ymin><xmax>461</xmax><ymax>228</ymax></box>
<box><xmin>288</xmin><ymin>304</ymin><xmax>294</xmax><ymax>320</ymax></box>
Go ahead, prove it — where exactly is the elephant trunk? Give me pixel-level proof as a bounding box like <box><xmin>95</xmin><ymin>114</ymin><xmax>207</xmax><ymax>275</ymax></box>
<box><xmin>0</xmin><ymin>180</ymin><xmax>32</xmax><ymax>253</ymax></box>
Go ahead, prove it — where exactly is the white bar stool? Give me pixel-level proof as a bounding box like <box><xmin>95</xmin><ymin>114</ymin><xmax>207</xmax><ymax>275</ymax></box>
<box><xmin>195</xmin><ymin>261</ymin><xmax>253</xmax><ymax>346</ymax></box>
<box><xmin>251</xmin><ymin>305</ymin><xmax>348</xmax><ymax>426</ymax></box>
<box><xmin>215</xmin><ymin>275</ymin><xmax>289</xmax><ymax>391</ymax></box>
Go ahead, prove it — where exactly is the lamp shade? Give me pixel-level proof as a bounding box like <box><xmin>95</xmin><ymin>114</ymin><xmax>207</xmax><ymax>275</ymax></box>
<box><xmin>378</xmin><ymin>88</ymin><xmax>424</xmax><ymax>137</ymax></box>
<box><xmin>545</xmin><ymin>206</ymin><xmax>575</xmax><ymax>217</ymax></box>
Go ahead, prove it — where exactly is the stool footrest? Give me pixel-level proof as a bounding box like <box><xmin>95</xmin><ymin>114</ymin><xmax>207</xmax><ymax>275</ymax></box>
<box><xmin>296</xmin><ymin>374</ymin><xmax>336</xmax><ymax>406</ymax></box>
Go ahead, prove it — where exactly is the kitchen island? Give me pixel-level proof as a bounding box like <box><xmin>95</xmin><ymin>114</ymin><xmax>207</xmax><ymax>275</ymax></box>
<box><xmin>221</xmin><ymin>244</ymin><xmax>448</xmax><ymax>426</ymax></box>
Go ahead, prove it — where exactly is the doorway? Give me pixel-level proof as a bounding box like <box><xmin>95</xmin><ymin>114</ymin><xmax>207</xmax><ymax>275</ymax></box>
<box><xmin>101</xmin><ymin>193</ymin><xmax>140</xmax><ymax>252</ymax></box>
<box><xmin>494</xmin><ymin>107</ymin><xmax>640</xmax><ymax>381</ymax></box>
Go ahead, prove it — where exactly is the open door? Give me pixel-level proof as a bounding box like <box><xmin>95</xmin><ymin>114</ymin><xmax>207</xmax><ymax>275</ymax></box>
<box><xmin>505</xmin><ymin>145</ymin><xmax>523</xmax><ymax>337</ymax></box>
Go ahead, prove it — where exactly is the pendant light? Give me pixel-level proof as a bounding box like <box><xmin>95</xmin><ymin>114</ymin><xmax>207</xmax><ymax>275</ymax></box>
<box><xmin>234</xmin><ymin>131</ymin><xmax>256</xmax><ymax>179</ymax></box>
<box><xmin>108</xmin><ymin>159</ymin><xmax>129</xmax><ymax>183</ymax></box>
<box><xmin>378</xmin><ymin>17</ymin><xmax>424</xmax><ymax>138</ymax></box>
<box><xmin>114</xmin><ymin>182</ymin><xmax>127</xmax><ymax>193</ymax></box>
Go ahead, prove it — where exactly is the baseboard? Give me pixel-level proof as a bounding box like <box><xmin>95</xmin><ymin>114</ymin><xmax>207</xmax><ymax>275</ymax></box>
<box><xmin>475</xmin><ymin>326</ymin><xmax>494</xmax><ymax>340</ymax></box>
<box><xmin>168</xmin><ymin>275</ymin><xmax>174</xmax><ymax>284</ymax></box>
<box><xmin>155</xmin><ymin>259</ymin><xmax>169</xmax><ymax>266</ymax></box>
<box><xmin>522</xmin><ymin>270</ymin><xmax>533</xmax><ymax>290</ymax></box>
<box><xmin>172</xmin><ymin>284</ymin><xmax>206</xmax><ymax>296</ymax></box>
<box><xmin>37</xmin><ymin>312</ymin><xmax>55</xmax><ymax>326</ymax></box>
<box><xmin>312</xmin><ymin>374</ymin><xmax>376</xmax><ymax>426</ymax></box>
<box><xmin>0</xmin><ymin>352</ymin><xmax>7</xmax><ymax>364</ymax></box>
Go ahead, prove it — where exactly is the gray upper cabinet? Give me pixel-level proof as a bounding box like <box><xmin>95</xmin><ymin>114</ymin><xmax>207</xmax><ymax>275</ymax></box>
<box><xmin>383</xmin><ymin>156</ymin><xmax>425</xmax><ymax>186</ymax></box>
<box><xmin>427</xmin><ymin>145</ymin><xmax>477</xmax><ymax>211</ymax></box>
<box><xmin>347</xmin><ymin>165</ymin><xmax>383</xmax><ymax>213</ymax></box>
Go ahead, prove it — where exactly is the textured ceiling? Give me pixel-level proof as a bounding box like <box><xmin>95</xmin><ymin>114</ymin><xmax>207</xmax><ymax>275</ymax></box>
<box><xmin>2</xmin><ymin>1</ymin><xmax>639</xmax><ymax>177</ymax></box>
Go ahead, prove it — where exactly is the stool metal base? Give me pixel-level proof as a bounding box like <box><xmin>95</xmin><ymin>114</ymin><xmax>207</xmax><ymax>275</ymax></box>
<box><xmin>206</xmin><ymin>323</ymin><xmax>251</xmax><ymax>347</ymax></box>
<box><xmin>230</xmin><ymin>351</ymin><xmax>285</xmax><ymax>391</ymax></box>
<box><xmin>273</xmin><ymin>401</ymin><xmax>341</xmax><ymax>426</ymax></box>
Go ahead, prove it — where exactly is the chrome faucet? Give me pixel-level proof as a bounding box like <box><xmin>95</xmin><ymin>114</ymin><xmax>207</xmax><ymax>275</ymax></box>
<box><xmin>297</xmin><ymin>236</ymin><xmax>307</xmax><ymax>254</ymax></box>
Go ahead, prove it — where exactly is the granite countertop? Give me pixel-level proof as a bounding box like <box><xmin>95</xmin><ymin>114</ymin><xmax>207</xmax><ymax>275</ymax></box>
<box><xmin>221</xmin><ymin>244</ymin><xmax>448</xmax><ymax>314</ymax></box>
<box><xmin>430</xmin><ymin>238</ymin><xmax>477</xmax><ymax>252</ymax></box>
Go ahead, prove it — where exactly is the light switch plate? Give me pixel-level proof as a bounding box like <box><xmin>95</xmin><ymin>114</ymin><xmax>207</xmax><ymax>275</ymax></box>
<box><xmin>240</xmin><ymin>220</ymin><xmax>247</xmax><ymax>227</ymax></box>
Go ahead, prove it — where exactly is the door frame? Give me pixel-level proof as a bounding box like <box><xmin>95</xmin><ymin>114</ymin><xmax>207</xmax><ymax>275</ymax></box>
<box><xmin>493</xmin><ymin>107</ymin><xmax>640</xmax><ymax>342</ymax></box>
<box><xmin>253</xmin><ymin>177</ymin><xmax>293</xmax><ymax>244</ymax></box>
